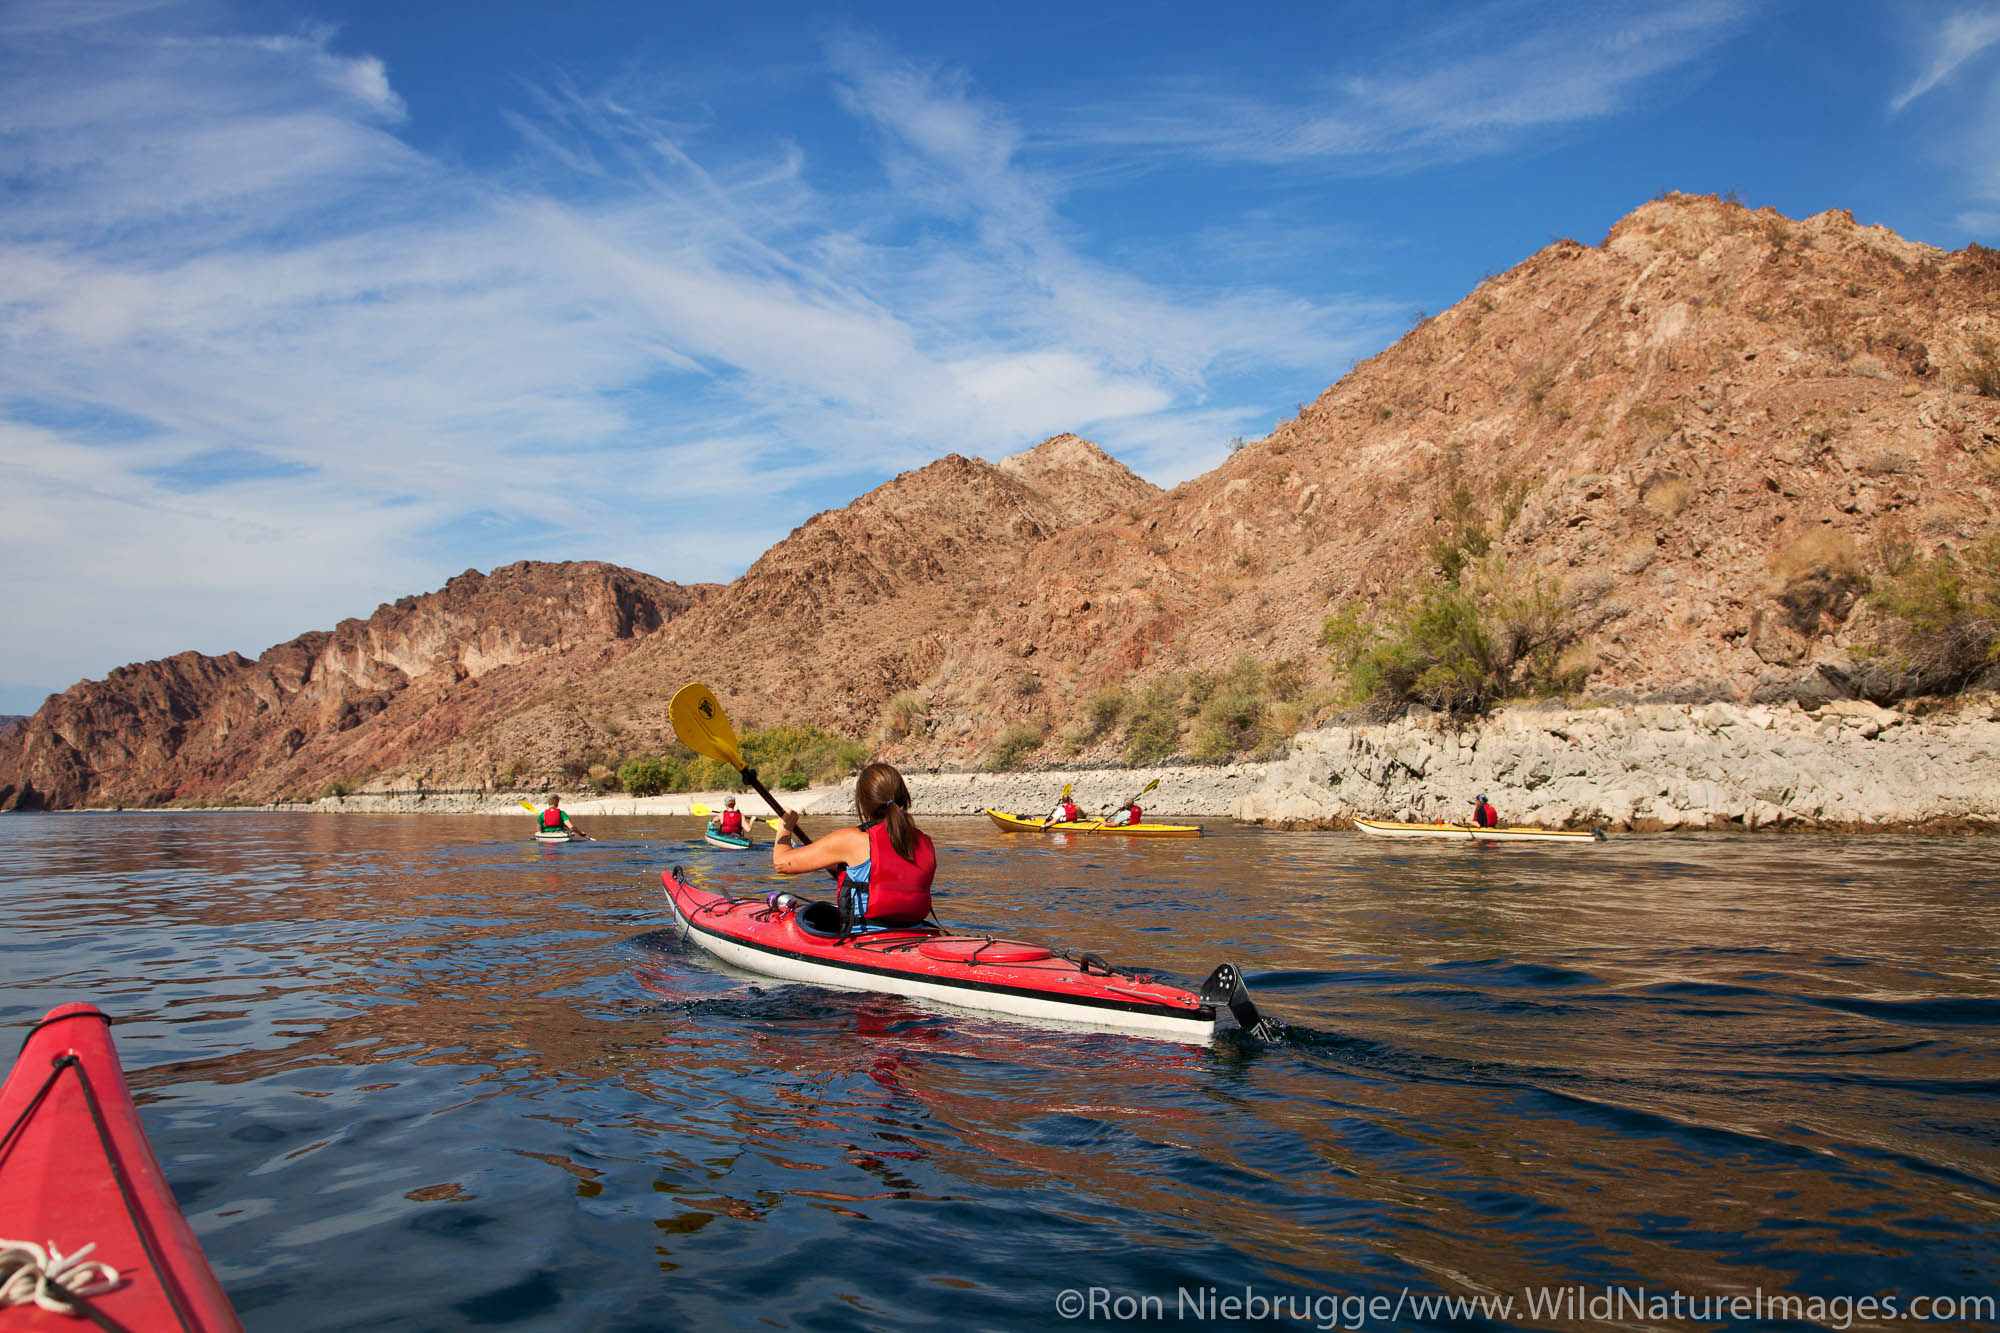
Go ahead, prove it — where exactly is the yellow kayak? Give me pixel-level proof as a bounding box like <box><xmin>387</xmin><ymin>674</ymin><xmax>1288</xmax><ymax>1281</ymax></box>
<box><xmin>1353</xmin><ymin>817</ymin><xmax>1606</xmax><ymax>843</ymax></box>
<box><xmin>984</xmin><ymin>809</ymin><xmax>1203</xmax><ymax>838</ymax></box>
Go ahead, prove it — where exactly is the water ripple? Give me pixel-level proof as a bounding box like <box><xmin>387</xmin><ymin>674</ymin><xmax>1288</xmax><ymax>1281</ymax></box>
<box><xmin>1</xmin><ymin>814</ymin><xmax>1995</xmax><ymax>1328</ymax></box>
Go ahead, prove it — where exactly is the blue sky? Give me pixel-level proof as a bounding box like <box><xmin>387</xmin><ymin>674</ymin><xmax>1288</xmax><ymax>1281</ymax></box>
<box><xmin>3</xmin><ymin>0</ymin><xmax>1998</xmax><ymax>714</ymax></box>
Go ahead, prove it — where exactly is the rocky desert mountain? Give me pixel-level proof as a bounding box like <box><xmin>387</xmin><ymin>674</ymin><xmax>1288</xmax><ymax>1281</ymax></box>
<box><xmin>1111</xmin><ymin>193</ymin><xmax>2000</xmax><ymax>705</ymax></box>
<box><xmin>406</xmin><ymin>432</ymin><xmax>1163</xmax><ymax>786</ymax></box>
<box><xmin>4</xmin><ymin>194</ymin><xmax>1998</xmax><ymax>808</ymax></box>
<box><xmin>0</xmin><ymin>562</ymin><xmax>714</xmax><ymax>809</ymax></box>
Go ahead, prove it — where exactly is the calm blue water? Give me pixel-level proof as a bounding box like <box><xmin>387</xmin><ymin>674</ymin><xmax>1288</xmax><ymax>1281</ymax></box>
<box><xmin>2</xmin><ymin>813</ymin><xmax>1997</xmax><ymax>1331</ymax></box>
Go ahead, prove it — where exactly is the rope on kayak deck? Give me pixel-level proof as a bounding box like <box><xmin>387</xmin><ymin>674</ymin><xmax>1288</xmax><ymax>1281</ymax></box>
<box><xmin>0</xmin><ymin>1239</ymin><xmax>121</xmax><ymax>1317</ymax></box>
<box><xmin>0</xmin><ymin>1046</ymin><xmax>206</xmax><ymax>1333</ymax></box>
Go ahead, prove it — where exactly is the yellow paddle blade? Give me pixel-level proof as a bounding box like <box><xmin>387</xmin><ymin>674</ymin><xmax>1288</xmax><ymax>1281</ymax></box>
<box><xmin>519</xmin><ymin>799</ymin><xmax>540</xmax><ymax>815</ymax></box>
<box><xmin>670</xmin><ymin>682</ymin><xmax>745</xmax><ymax>771</ymax></box>
<box><xmin>763</xmin><ymin>818</ymin><xmax>784</xmax><ymax>830</ymax></box>
<box><xmin>690</xmin><ymin>802</ymin><xmax>714</xmax><ymax>816</ymax></box>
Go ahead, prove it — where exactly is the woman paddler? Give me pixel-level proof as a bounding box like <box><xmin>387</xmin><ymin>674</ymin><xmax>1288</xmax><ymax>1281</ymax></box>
<box><xmin>770</xmin><ymin>763</ymin><xmax>935</xmax><ymax>929</ymax></box>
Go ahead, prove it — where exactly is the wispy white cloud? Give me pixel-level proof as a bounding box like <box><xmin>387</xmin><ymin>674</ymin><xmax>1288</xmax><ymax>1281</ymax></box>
<box><xmin>828</xmin><ymin>39</ymin><xmax>1362</xmax><ymax>388</ymax></box>
<box><xmin>1044</xmin><ymin>0</ymin><xmax>1749</xmax><ymax>168</ymax></box>
<box><xmin>1890</xmin><ymin>7</ymin><xmax>2000</xmax><ymax>112</ymax></box>
<box><xmin>0</xmin><ymin>9</ymin><xmax>1379</xmax><ymax>699</ymax></box>
<box><xmin>1888</xmin><ymin>9</ymin><xmax>2000</xmax><ymax>221</ymax></box>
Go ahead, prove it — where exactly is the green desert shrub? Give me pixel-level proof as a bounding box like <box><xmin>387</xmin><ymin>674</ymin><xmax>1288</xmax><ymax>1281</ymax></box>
<box><xmin>1867</xmin><ymin>534</ymin><xmax>2000</xmax><ymax>692</ymax></box>
<box><xmin>741</xmin><ymin>725</ymin><xmax>869</xmax><ymax>789</ymax></box>
<box><xmin>1964</xmin><ymin>339</ymin><xmax>2000</xmax><ymax>398</ymax></box>
<box><xmin>1325</xmin><ymin>559</ymin><xmax>1595</xmax><ymax>717</ymax></box>
<box><xmin>1190</xmin><ymin>672</ymin><xmax>1269</xmax><ymax>761</ymax></box>
<box><xmin>1066</xmin><ymin>686</ymin><xmax>1129</xmax><ymax>749</ymax></box>
<box><xmin>1642</xmin><ymin>477</ymin><xmax>1693</xmax><ymax>519</ymax></box>
<box><xmin>1326</xmin><ymin>470</ymin><xmax>1587</xmax><ymax>718</ymax></box>
<box><xmin>685</xmin><ymin>756</ymin><xmax>743</xmax><ymax>791</ymax></box>
<box><xmin>1428</xmin><ymin>481</ymin><xmax>1493</xmax><ymax>584</ymax></box>
<box><xmin>617</xmin><ymin>757</ymin><xmax>685</xmax><ymax>797</ymax></box>
<box><xmin>1769</xmin><ymin>529</ymin><xmax>1866</xmax><ymax>632</ymax></box>
<box><xmin>1265</xmin><ymin>656</ymin><xmax>1310</xmax><ymax>702</ymax></box>
<box><xmin>882</xmin><ymin>691</ymin><xmax>930</xmax><ymax>739</ymax></box>
<box><xmin>318</xmin><ymin>770</ymin><xmax>376</xmax><ymax>799</ymax></box>
<box><xmin>987</xmin><ymin>723</ymin><xmax>1046</xmax><ymax>772</ymax></box>
<box><xmin>1184</xmin><ymin>656</ymin><xmax>1310</xmax><ymax>762</ymax></box>
<box><xmin>624</xmin><ymin>730</ymin><xmax>869</xmax><ymax>796</ymax></box>
<box><xmin>1086</xmin><ymin>659</ymin><xmax>1325</xmax><ymax>765</ymax></box>
<box><xmin>1122</xmin><ymin>679</ymin><xmax>1187</xmax><ymax>764</ymax></box>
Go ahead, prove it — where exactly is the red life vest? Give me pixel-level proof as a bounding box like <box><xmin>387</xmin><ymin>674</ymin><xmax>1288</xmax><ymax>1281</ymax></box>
<box><xmin>1061</xmin><ymin>801</ymin><xmax>1079</xmax><ymax>822</ymax></box>
<box><xmin>1122</xmin><ymin>804</ymin><xmax>1140</xmax><ymax>825</ymax></box>
<box><xmin>542</xmin><ymin>808</ymin><xmax>564</xmax><ymax>829</ymax></box>
<box><xmin>718</xmin><ymin>809</ymin><xmax>744</xmax><ymax>835</ymax></box>
<box><xmin>842</xmin><ymin>820</ymin><xmax>935</xmax><ymax>925</ymax></box>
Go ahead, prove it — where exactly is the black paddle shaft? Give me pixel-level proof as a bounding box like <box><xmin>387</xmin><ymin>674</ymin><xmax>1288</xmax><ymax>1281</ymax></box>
<box><xmin>739</xmin><ymin>766</ymin><xmax>806</xmax><ymax>842</ymax></box>
<box><xmin>740</xmin><ymin>767</ymin><xmax>844</xmax><ymax>882</ymax></box>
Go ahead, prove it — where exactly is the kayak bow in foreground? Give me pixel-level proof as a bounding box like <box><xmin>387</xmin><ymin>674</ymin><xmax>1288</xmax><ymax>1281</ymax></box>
<box><xmin>0</xmin><ymin>1003</ymin><xmax>241</xmax><ymax>1332</ymax></box>
<box><xmin>661</xmin><ymin>868</ymin><xmax>1273</xmax><ymax>1044</ymax></box>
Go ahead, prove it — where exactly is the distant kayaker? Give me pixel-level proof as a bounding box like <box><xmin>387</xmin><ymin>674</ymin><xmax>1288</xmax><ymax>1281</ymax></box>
<box><xmin>714</xmin><ymin>796</ymin><xmax>749</xmax><ymax>839</ymax></box>
<box><xmin>1043</xmin><ymin>795</ymin><xmax>1081</xmax><ymax>827</ymax></box>
<box><xmin>1472</xmin><ymin>794</ymin><xmax>1498</xmax><ymax>828</ymax></box>
<box><xmin>771</xmin><ymin>763</ymin><xmax>935</xmax><ymax>928</ymax></box>
<box><xmin>1103</xmin><ymin>799</ymin><xmax>1142</xmax><ymax>828</ymax></box>
<box><xmin>540</xmin><ymin>795</ymin><xmax>579</xmax><ymax>836</ymax></box>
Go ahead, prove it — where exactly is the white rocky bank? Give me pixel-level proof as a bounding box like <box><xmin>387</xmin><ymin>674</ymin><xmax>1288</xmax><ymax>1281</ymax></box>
<box><xmin>1236</xmin><ymin>696</ymin><xmax>2000</xmax><ymax>831</ymax></box>
<box><xmin>304</xmin><ymin>698</ymin><xmax>2000</xmax><ymax>832</ymax></box>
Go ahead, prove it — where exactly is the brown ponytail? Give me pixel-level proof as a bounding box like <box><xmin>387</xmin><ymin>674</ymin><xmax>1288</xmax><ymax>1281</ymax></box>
<box><xmin>854</xmin><ymin>762</ymin><xmax>920</xmax><ymax>863</ymax></box>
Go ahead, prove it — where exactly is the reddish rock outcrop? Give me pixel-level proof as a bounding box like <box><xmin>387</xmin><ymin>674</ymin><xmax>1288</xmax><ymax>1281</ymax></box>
<box><xmin>0</xmin><ymin>562</ymin><xmax>713</xmax><ymax>808</ymax></box>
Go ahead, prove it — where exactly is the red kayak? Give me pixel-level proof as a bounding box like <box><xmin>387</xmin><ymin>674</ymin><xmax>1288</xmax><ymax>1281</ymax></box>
<box><xmin>0</xmin><ymin>1004</ymin><xmax>241</xmax><ymax>1331</ymax></box>
<box><xmin>661</xmin><ymin>867</ymin><xmax>1271</xmax><ymax>1044</ymax></box>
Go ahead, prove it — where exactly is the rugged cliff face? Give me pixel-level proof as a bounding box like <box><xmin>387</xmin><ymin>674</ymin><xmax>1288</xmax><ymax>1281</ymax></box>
<box><xmin>7</xmin><ymin>196</ymin><xmax>1999</xmax><ymax>808</ymax></box>
<box><xmin>947</xmin><ymin>195</ymin><xmax>2000</xmax><ymax>751</ymax></box>
<box><xmin>0</xmin><ymin>562</ymin><xmax>714</xmax><ymax>808</ymax></box>
<box><xmin>1141</xmin><ymin>196</ymin><xmax>2000</xmax><ymax>696</ymax></box>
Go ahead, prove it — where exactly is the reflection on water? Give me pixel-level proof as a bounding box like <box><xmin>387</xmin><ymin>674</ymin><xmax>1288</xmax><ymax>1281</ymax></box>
<box><xmin>2</xmin><ymin>812</ymin><xmax>1997</xmax><ymax>1329</ymax></box>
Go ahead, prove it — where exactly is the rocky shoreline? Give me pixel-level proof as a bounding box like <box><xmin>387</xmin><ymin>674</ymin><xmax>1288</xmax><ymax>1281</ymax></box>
<box><xmin>189</xmin><ymin>696</ymin><xmax>2000</xmax><ymax>834</ymax></box>
<box><xmin>1238</xmin><ymin>695</ymin><xmax>2000</xmax><ymax>832</ymax></box>
<box><xmin>252</xmin><ymin>768</ymin><xmax>1270</xmax><ymax>822</ymax></box>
